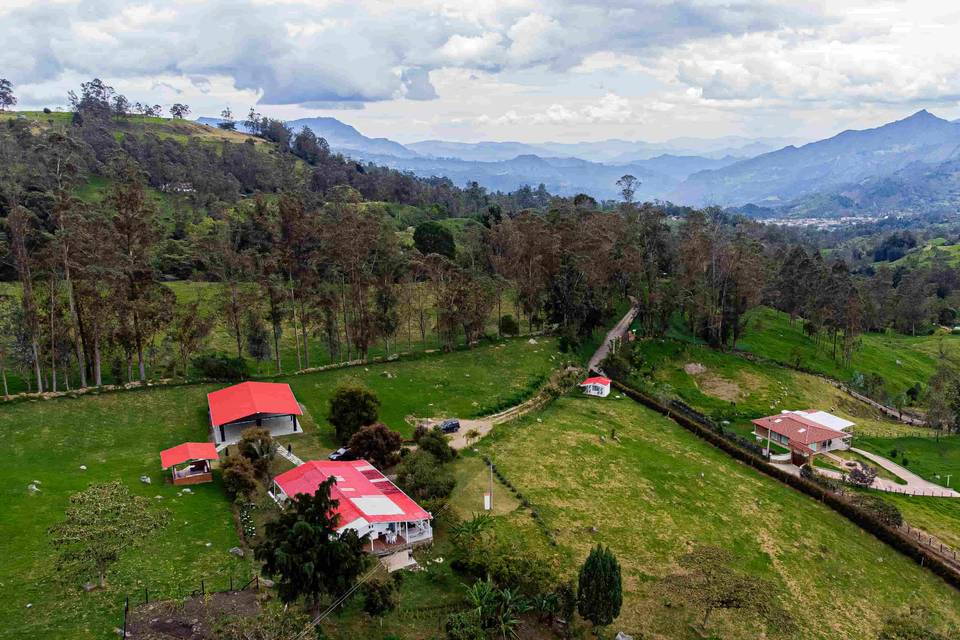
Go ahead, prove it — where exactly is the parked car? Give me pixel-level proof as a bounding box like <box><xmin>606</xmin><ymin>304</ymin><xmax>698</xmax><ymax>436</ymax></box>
<box><xmin>328</xmin><ymin>447</ymin><xmax>357</xmax><ymax>461</ymax></box>
<box><xmin>440</xmin><ymin>419</ymin><xmax>461</xmax><ymax>433</ymax></box>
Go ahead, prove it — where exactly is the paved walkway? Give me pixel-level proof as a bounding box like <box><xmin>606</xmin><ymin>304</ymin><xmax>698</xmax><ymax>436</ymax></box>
<box><xmin>850</xmin><ymin>447</ymin><xmax>960</xmax><ymax>497</ymax></box>
<box><xmin>275</xmin><ymin>445</ymin><xmax>304</xmax><ymax>467</ymax></box>
<box><xmin>588</xmin><ymin>303</ymin><xmax>639</xmax><ymax>374</ymax></box>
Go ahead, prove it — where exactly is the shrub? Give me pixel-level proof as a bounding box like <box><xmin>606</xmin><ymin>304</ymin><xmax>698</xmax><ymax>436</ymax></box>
<box><xmin>417</xmin><ymin>427</ymin><xmax>456</xmax><ymax>463</ymax></box>
<box><xmin>499</xmin><ymin>314</ymin><xmax>519</xmax><ymax>336</ymax></box>
<box><xmin>361</xmin><ymin>578</ymin><xmax>398</xmax><ymax>617</ymax></box>
<box><xmin>192</xmin><ymin>352</ymin><xmax>248</xmax><ymax>380</ymax></box>
<box><xmin>238</xmin><ymin>427</ymin><xmax>275</xmax><ymax>476</ymax></box>
<box><xmin>328</xmin><ymin>382</ymin><xmax>380</xmax><ymax>444</ymax></box>
<box><xmin>221</xmin><ymin>455</ymin><xmax>259</xmax><ymax>499</ymax></box>
<box><xmin>849</xmin><ymin>494</ymin><xmax>903</xmax><ymax>527</ymax></box>
<box><xmin>348</xmin><ymin>423</ymin><xmax>403</xmax><ymax>469</ymax></box>
<box><xmin>395</xmin><ymin>450</ymin><xmax>455</xmax><ymax>500</ymax></box>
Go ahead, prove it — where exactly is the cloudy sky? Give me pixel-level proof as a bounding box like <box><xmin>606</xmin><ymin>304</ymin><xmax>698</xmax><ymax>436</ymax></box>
<box><xmin>3</xmin><ymin>0</ymin><xmax>960</xmax><ymax>144</ymax></box>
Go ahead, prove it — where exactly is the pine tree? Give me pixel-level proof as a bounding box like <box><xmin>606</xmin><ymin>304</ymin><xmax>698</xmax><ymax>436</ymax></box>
<box><xmin>577</xmin><ymin>544</ymin><xmax>622</xmax><ymax>630</ymax></box>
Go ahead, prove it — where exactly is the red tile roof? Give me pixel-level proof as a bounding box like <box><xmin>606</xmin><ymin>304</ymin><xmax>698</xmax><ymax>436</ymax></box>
<box><xmin>207</xmin><ymin>381</ymin><xmax>302</xmax><ymax>427</ymax></box>
<box><xmin>581</xmin><ymin>376</ymin><xmax>611</xmax><ymax>386</ymax></box>
<box><xmin>274</xmin><ymin>460</ymin><xmax>431</xmax><ymax>529</ymax></box>
<box><xmin>751</xmin><ymin>413</ymin><xmax>847</xmax><ymax>447</ymax></box>
<box><xmin>160</xmin><ymin>442</ymin><xmax>219</xmax><ymax>468</ymax></box>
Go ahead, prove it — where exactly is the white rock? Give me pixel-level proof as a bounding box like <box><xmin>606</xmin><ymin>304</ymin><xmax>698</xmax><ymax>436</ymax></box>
<box><xmin>229</xmin><ymin>547</ymin><xmax>245</xmax><ymax>557</ymax></box>
<box><xmin>79</xmin><ymin>465</ymin><xmax>87</xmax><ymax>471</ymax></box>
<box><xmin>27</xmin><ymin>483</ymin><xmax>40</xmax><ymax>493</ymax></box>
<box><xmin>181</xmin><ymin>487</ymin><xmax>192</xmax><ymax>494</ymax></box>
<box><xmin>205</xmin><ymin>542</ymin><xmax>212</xmax><ymax>547</ymax></box>
<box><xmin>527</xmin><ymin>338</ymin><xmax>538</xmax><ymax>345</ymax></box>
<box><xmin>140</xmin><ymin>475</ymin><xmax>151</xmax><ymax>484</ymax></box>
<box><xmin>26</xmin><ymin>603</ymin><xmax>32</xmax><ymax>608</ymax></box>
<box><xmin>615</xmin><ymin>633</ymin><xmax>634</xmax><ymax>640</ymax></box>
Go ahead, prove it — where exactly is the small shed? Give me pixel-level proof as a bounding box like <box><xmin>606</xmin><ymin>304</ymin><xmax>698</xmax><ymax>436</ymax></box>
<box><xmin>160</xmin><ymin>442</ymin><xmax>219</xmax><ymax>485</ymax></box>
<box><xmin>207</xmin><ymin>381</ymin><xmax>303</xmax><ymax>446</ymax></box>
<box><xmin>580</xmin><ymin>376</ymin><xmax>612</xmax><ymax>398</ymax></box>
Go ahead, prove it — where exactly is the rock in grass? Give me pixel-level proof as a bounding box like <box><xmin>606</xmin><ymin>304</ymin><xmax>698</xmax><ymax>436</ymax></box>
<box><xmin>229</xmin><ymin>547</ymin><xmax>244</xmax><ymax>557</ymax></box>
<box><xmin>615</xmin><ymin>633</ymin><xmax>634</xmax><ymax>640</ymax></box>
<box><xmin>83</xmin><ymin>582</ymin><xmax>96</xmax><ymax>592</ymax></box>
<box><xmin>140</xmin><ymin>475</ymin><xmax>151</xmax><ymax>484</ymax></box>
<box><xmin>27</xmin><ymin>483</ymin><xmax>40</xmax><ymax>493</ymax></box>
<box><xmin>261</xmin><ymin>578</ymin><xmax>275</xmax><ymax>588</ymax></box>
<box><xmin>79</xmin><ymin>465</ymin><xmax>87</xmax><ymax>470</ymax></box>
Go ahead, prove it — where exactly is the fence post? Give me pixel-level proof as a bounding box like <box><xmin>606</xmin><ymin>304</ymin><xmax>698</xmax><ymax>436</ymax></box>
<box><xmin>201</xmin><ymin>579</ymin><xmax>205</xmax><ymax>597</ymax></box>
<box><xmin>144</xmin><ymin>587</ymin><xmax>148</xmax><ymax>604</ymax></box>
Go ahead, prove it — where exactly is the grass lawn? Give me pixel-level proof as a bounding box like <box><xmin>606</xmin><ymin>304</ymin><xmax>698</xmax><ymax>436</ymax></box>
<box><xmin>0</xmin><ymin>336</ymin><xmax>565</xmax><ymax>639</ymax></box>
<box><xmin>280</xmin><ymin>335</ymin><xmax>566</xmax><ymax>445</ymax></box>
<box><xmin>632</xmin><ymin>338</ymin><xmax>910</xmax><ymax>438</ymax></box>
<box><xmin>875</xmin><ymin>494</ymin><xmax>960</xmax><ymax>549</ymax></box>
<box><xmin>0</xmin><ymin>387</ymin><xmax>252</xmax><ymax>640</ymax></box>
<box><xmin>855</xmin><ymin>435</ymin><xmax>960</xmax><ymax>488</ymax></box>
<box><xmin>476</xmin><ymin>394</ymin><xmax>960</xmax><ymax>639</ymax></box>
<box><xmin>672</xmin><ymin>306</ymin><xmax>960</xmax><ymax>401</ymax></box>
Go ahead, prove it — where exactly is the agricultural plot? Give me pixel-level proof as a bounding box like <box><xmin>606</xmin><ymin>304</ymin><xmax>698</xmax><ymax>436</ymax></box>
<box><xmin>633</xmin><ymin>338</ymin><xmax>960</xmax><ymax>574</ymax></box>
<box><xmin>477</xmin><ymin>395</ymin><xmax>960</xmax><ymax>639</ymax></box>
<box><xmin>0</xmin><ymin>337</ymin><xmax>562</xmax><ymax>639</ymax></box>
<box><xmin>671</xmin><ymin>306</ymin><xmax>960</xmax><ymax>401</ymax></box>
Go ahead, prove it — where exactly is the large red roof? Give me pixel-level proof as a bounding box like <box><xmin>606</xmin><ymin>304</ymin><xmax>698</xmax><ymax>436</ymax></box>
<box><xmin>207</xmin><ymin>381</ymin><xmax>302</xmax><ymax>427</ymax></box>
<box><xmin>581</xmin><ymin>376</ymin><xmax>611</xmax><ymax>386</ymax></box>
<box><xmin>751</xmin><ymin>413</ymin><xmax>847</xmax><ymax>447</ymax></box>
<box><xmin>274</xmin><ymin>460</ymin><xmax>431</xmax><ymax>529</ymax></box>
<box><xmin>161</xmin><ymin>442</ymin><xmax>219</xmax><ymax>468</ymax></box>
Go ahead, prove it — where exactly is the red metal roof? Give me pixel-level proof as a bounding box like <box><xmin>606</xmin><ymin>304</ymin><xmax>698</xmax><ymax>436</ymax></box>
<box><xmin>207</xmin><ymin>381</ymin><xmax>302</xmax><ymax>427</ymax></box>
<box><xmin>161</xmin><ymin>442</ymin><xmax>219</xmax><ymax>468</ymax></box>
<box><xmin>581</xmin><ymin>376</ymin><xmax>611</xmax><ymax>386</ymax></box>
<box><xmin>274</xmin><ymin>460</ymin><xmax>431</xmax><ymax>528</ymax></box>
<box><xmin>751</xmin><ymin>412</ymin><xmax>847</xmax><ymax>447</ymax></box>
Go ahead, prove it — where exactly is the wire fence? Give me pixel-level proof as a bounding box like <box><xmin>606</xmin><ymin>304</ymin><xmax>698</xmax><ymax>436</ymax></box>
<box><xmin>120</xmin><ymin>573</ymin><xmax>261</xmax><ymax>638</ymax></box>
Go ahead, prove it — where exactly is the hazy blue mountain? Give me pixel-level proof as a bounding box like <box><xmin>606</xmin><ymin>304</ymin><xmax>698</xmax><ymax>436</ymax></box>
<box><xmin>197</xmin><ymin>115</ymin><xmax>419</xmax><ymax>158</ymax></box>
<box><xmin>406</xmin><ymin>140</ymin><xmax>549</xmax><ymax>162</ymax></box>
<box><xmin>674</xmin><ymin>110</ymin><xmax>960</xmax><ymax>207</ymax></box>
<box><xmin>285</xmin><ymin>117</ymin><xmax>419</xmax><ymax>158</ymax></box>
<box><xmin>345</xmin><ymin>150</ymin><xmax>740</xmax><ymax>199</ymax></box>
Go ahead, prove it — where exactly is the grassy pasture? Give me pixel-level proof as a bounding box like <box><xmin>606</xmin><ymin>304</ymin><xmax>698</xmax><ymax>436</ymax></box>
<box><xmin>672</xmin><ymin>306</ymin><xmax>960</xmax><ymax>401</ymax></box>
<box><xmin>0</xmin><ymin>336</ymin><xmax>563</xmax><ymax>638</ymax></box>
<box><xmin>477</xmin><ymin>394</ymin><xmax>960</xmax><ymax>639</ymax></box>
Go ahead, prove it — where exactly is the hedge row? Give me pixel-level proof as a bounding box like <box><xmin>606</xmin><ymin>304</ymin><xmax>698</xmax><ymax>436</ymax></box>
<box><xmin>482</xmin><ymin>455</ymin><xmax>559</xmax><ymax>547</ymax></box>
<box><xmin>612</xmin><ymin>379</ymin><xmax>960</xmax><ymax>590</ymax></box>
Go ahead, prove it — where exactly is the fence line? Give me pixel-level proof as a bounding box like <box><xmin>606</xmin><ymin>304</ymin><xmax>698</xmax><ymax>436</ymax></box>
<box><xmin>120</xmin><ymin>573</ymin><xmax>261</xmax><ymax>635</ymax></box>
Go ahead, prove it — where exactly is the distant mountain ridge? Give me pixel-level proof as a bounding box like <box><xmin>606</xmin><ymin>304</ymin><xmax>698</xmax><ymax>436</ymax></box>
<box><xmin>674</xmin><ymin>110</ymin><xmax>960</xmax><ymax>208</ymax></box>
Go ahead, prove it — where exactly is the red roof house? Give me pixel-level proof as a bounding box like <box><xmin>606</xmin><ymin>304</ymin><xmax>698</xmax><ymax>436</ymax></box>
<box><xmin>207</xmin><ymin>381</ymin><xmax>303</xmax><ymax>446</ymax></box>
<box><xmin>160</xmin><ymin>442</ymin><xmax>219</xmax><ymax>485</ymax></box>
<box><xmin>752</xmin><ymin>411</ymin><xmax>852</xmax><ymax>464</ymax></box>
<box><xmin>580</xmin><ymin>376</ymin><xmax>612</xmax><ymax>397</ymax></box>
<box><xmin>272</xmin><ymin>460</ymin><xmax>433</xmax><ymax>555</ymax></box>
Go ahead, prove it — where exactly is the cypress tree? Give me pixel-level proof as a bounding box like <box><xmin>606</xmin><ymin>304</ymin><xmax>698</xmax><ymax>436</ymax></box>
<box><xmin>577</xmin><ymin>544</ymin><xmax>622</xmax><ymax>630</ymax></box>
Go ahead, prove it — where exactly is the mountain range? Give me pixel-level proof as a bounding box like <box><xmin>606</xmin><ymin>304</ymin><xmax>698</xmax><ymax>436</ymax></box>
<box><xmin>199</xmin><ymin>110</ymin><xmax>960</xmax><ymax>217</ymax></box>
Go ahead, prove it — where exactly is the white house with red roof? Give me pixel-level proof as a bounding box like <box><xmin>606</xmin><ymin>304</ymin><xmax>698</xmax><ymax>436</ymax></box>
<box><xmin>207</xmin><ymin>381</ymin><xmax>303</xmax><ymax>447</ymax></box>
<box><xmin>752</xmin><ymin>410</ymin><xmax>854</xmax><ymax>465</ymax></box>
<box><xmin>580</xmin><ymin>376</ymin><xmax>612</xmax><ymax>397</ymax></box>
<box><xmin>271</xmin><ymin>460</ymin><xmax>433</xmax><ymax>555</ymax></box>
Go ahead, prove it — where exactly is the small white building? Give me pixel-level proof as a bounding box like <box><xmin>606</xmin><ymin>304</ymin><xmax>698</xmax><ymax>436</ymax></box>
<box><xmin>271</xmin><ymin>460</ymin><xmax>433</xmax><ymax>556</ymax></box>
<box><xmin>580</xmin><ymin>376</ymin><xmax>612</xmax><ymax>397</ymax></box>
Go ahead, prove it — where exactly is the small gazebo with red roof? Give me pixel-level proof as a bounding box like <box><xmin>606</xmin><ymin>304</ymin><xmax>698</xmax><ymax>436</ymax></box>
<box><xmin>207</xmin><ymin>381</ymin><xmax>303</xmax><ymax>446</ymax></box>
<box><xmin>160</xmin><ymin>442</ymin><xmax>219</xmax><ymax>485</ymax></box>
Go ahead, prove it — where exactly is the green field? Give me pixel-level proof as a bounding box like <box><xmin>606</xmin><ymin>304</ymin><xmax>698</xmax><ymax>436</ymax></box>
<box><xmin>632</xmin><ymin>338</ymin><xmax>910</xmax><ymax>439</ymax></box>
<box><xmin>477</xmin><ymin>394</ymin><xmax>960</xmax><ymax>639</ymax></box>
<box><xmin>672</xmin><ymin>306</ymin><xmax>960</xmax><ymax>401</ymax></box>
<box><xmin>0</xmin><ymin>336</ymin><xmax>564</xmax><ymax>639</ymax></box>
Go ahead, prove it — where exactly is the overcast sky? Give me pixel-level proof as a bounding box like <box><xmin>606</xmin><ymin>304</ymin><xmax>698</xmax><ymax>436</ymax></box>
<box><xmin>3</xmin><ymin>0</ymin><xmax>960</xmax><ymax>144</ymax></box>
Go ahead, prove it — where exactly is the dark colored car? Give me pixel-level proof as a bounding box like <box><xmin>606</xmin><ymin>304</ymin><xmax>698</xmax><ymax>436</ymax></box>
<box><xmin>440</xmin><ymin>419</ymin><xmax>461</xmax><ymax>433</ymax></box>
<box><xmin>328</xmin><ymin>447</ymin><xmax>357</xmax><ymax>461</ymax></box>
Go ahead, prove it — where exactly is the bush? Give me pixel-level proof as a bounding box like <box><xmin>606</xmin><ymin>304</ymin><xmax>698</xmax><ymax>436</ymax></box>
<box><xmin>395</xmin><ymin>450</ymin><xmax>455</xmax><ymax>500</ymax></box>
<box><xmin>849</xmin><ymin>494</ymin><xmax>903</xmax><ymax>527</ymax></box>
<box><xmin>348</xmin><ymin>423</ymin><xmax>403</xmax><ymax>469</ymax></box>
<box><xmin>361</xmin><ymin>578</ymin><xmax>398</xmax><ymax>617</ymax></box>
<box><xmin>328</xmin><ymin>382</ymin><xmax>380</xmax><ymax>444</ymax></box>
<box><xmin>417</xmin><ymin>427</ymin><xmax>456</xmax><ymax>463</ymax></box>
<box><xmin>192</xmin><ymin>352</ymin><xmax>248</xmax><ymax>380</ymax></box>
<box><xmin>238</xmin><ymin>427</ymin><xmax>275</xmax><ymax>476</ymax></box>
<box><xmin>221</xmin><ymin>455</ymin><xmax>259</xmax><ymax>499</ymax></box>
<box><xmin>499</xmin><ymin>314</ymin><xmax>519</xmax><ymax>336</ymax></box>
<box><xmin>600</xmin><ymin>350</ymin><xmax>632</xmax><ymax>381</ymax></box>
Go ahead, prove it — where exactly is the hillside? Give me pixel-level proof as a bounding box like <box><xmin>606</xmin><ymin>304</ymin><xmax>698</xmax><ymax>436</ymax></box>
<box><xmin>479</xmin><ymin>395</ymin><xmax>960</xmax><ymax>638</ymax></box>
<box><xmin>676</xmin><ymin>110</ymin><xmax>960</xmax><ymax>209</ymax></box>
